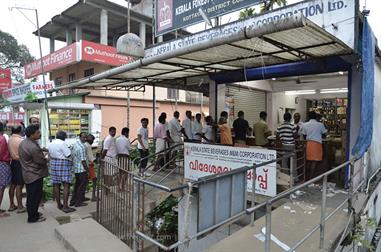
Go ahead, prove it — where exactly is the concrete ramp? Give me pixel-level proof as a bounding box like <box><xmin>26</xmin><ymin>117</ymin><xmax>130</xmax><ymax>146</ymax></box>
<box><xmin>55</xmin><ymin>218</ymin><xmax>132</xmax><ymax>252</ymax></box>
<box><xmin>207</xmin><ymin>202</ymin><xmax>349</xmax><ymax>252</ymax></box>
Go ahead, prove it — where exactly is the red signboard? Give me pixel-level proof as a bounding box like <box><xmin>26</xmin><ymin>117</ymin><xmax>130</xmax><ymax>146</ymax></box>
<box><xmin>24</xmin><ymin>43</ymin><xmax>78</xmax><ymax>79</ymax></box>
<box><xmin>81</xmin><ymin>40</ymin><xmax>132</xmax><ymax>66</ymax></box>
<box><xmin>0</xmin><ymin>112</ymin><xmax>25</xmax><ymax>126</ymax></box>
<box><xmin>0</xmin><ymin>69</ymin><xmax>12</xmax><ymax>94</ymax></box>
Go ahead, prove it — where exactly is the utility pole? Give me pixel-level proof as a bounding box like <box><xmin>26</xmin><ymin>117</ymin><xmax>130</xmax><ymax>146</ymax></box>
<box><xmin>10</xmin><ymin>6</ymin><xmax>52</xmax><ymax>144</ymax></box>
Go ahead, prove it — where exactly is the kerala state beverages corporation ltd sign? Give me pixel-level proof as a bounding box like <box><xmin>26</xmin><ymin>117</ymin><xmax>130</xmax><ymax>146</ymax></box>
<box><xmin>155</xmin><ymin>0</ymin><xmax>264</xmax><ymax>36</ymax></box>
<box><xmin>184</xmin><ymin>142</ymin><xmax>277</xmax><ymax>197</ymax></box>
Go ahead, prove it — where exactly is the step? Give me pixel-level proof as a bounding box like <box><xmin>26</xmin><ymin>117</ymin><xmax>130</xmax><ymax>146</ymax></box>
<box><xmin>55</xmin><ymin>218</ymin><xmax>132</xmax><ymax>252</ymax></box>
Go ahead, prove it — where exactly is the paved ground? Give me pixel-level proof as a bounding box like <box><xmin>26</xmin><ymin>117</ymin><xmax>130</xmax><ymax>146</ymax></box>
<box><xmin>0</xmin><ymin>188</ymin><xmax>97</xmax><ymax>252</ymax></box>
<box><xmin>207</xmin><ymin>184</ymin><xmax>351</xmax><ymax>252</ymax></box>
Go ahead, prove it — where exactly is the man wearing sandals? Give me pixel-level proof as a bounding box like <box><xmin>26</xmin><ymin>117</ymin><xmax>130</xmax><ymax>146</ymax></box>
<box><xmin>48</xmin><ymin>131</ymin><xmax>75</xmax><ymax>213</ymax></box>
<box><xmin>19</xmin><ymin>125</ymin><xmax>48</xmax><ymax>223</ymax></box>
<box><xmin>8</xmin><ymin>126</ymin><xmax>26</xmax><ymax>214</ymax></box>
<box><xmin>0</xmin><ymin>122</ymin><xmax>12</xmax><ymax>218</ymax></box>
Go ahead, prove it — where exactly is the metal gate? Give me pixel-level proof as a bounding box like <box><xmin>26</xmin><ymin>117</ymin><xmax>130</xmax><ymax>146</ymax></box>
<box><xmin>96</xmin><ymin>157</ymin><xmax>145</xmax><ymax>250</ymax></box>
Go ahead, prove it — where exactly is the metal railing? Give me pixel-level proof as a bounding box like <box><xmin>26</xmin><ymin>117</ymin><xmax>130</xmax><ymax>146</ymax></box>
<box><xmin>96</xmin><ymin>141</ymin><xmax>365</xmax><ymax>252</ymax></box>
<box><xmin>132</xmin><ymin>151</ymin><xmax>363</xmax><ymax>252</ymax></box>
<box><xmin>246</xmin><ymin>157</ymin><xmax>363</xmax><ymax>252</ymax></box>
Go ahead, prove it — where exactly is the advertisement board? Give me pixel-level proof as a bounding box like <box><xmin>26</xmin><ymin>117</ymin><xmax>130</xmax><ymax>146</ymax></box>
<box><xmin>2</xmin><ymin>81</ymin><xmax>55</xmax><ymax>104</ymax></box>
<box><xmin>148</xmin><ymin>0</ymin><xmax>355</xmax><ymax>57</ymax></box>
<box><xmin>24</xmin><ymin>43</ymin><xmax>78</xmax><ymax>79</ymax></box>
<box><xmin>184</xmin><ymin>142</ymin><xmax>277</xmax><ymax>197</ymax></box>
<box><xmin>0</xmin><ymin>69</ymin><xmax>12</xmax><ymax>94</ymax></box>
<box><xmin>81</xmin><ymin>40</ymin><xmax>132</xmax><ymax>66</ymax></box>
<box><xmin>0</xmin><ymin>112</ymin><xmax>25</xmax><ymax>125</ymax></box>
<box><xmin>155</xmin><ymin>0</ymin><xmax>263</xmax><ymax>36</ymax></box>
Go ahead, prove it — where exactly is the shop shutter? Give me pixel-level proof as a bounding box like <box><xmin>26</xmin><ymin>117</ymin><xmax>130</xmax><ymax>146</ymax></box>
<box><xmin>226</xmin><ymin>85</ymin><xmax>266</xmax><ymax>127</ymax></box>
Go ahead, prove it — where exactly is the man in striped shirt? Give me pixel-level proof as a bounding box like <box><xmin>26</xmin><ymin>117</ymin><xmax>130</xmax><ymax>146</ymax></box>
<box><xmin>276</xmin><ymin>112</ymin><xmax>298</xmax><ymax>151</ymax></box>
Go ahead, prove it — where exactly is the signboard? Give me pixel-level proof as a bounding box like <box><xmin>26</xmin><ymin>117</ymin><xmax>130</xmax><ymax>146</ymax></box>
<box><xmin>0</xmin><ymin>69</ymin><xmax>11</xmax><ymax>94</ymax></box>
<box><xmin>2</xmin><ymin>81</ymin><xmax>55</xmax><ymax>104</ymax></box>
<box><xmin>0</xmin><ymin>112</ymin><xmax>25</xmax><ymax>125</ymax></box>
<box><xmin>24</xmin><ymin>43</ymin><xmax>78</xmax><ymax>79</ymax></box>
<box><xmin>184</xmin><ymin>142</ymin><xmax>277</xmax><ymax>196</ymax></box>
<box><xmin>81</xmin><ymin>40</ymin><xmax>132</xmax><ymax>66</ymax></box>
<box><xmin>155</xmin><ymin>0</ymin><xmax>263</xmax><ymax>36</ymax></box>
<box><xmin>148</xmin><ymin>0</ymin><xmax>355</xmax><ymax>57</ymax></box>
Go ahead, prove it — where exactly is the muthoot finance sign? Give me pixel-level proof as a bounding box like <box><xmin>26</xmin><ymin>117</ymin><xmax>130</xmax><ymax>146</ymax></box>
<box><xmin>184</xmin><ymin>142</ymin><xmax>277</xmax><ymax>196</ymax></box>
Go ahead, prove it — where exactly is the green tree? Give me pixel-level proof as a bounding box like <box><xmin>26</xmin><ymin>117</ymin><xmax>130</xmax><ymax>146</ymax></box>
<box><xmin>239</xmin><ymin>0</ymin><xmax>287</xmax><ymax>20</ymax></box>
<box><xmin>261</xmin><ymin>0</ymin><xmax>287</xmax><ymax>12</ymax></box>
<box><xmin>0</xmin><ymin>30</ymin><xmax>34</xmax><ymax>83</ymax></box>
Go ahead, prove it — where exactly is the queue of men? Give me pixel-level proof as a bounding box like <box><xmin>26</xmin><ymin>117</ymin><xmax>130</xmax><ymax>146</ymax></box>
<box><xmin>0</xmin><ymin>108</ymin><xmax>327</xmax><ymax>221</ymax></box>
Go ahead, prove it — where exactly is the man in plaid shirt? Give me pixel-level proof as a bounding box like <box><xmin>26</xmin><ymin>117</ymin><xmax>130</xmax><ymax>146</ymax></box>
<box><xmin>70</xmin><ymin>132</ymin><xmax>89</xmax><ymax>207</ymax></box>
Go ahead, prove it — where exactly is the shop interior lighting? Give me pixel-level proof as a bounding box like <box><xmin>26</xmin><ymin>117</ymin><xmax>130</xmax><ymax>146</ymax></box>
<box><xmin>338</xmin><ymin>71</ymin><xmax>344</xmax><ymax>75</ymax></box>
<box><xmin>320</xmin><ymin>88</ymin><xmax>348</xmax><ymax>94</ymax></box>
<box><xmin>285</xmin><ymin>90</ymin><xmax>316</xmax><ymax>95</ymax></box>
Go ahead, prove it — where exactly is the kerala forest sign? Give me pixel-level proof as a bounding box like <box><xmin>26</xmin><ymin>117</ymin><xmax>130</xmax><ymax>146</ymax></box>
<box><xmin>155</xmin><ymin>0</ymin><xmax>264</xmax><ymax>36</ymax></box>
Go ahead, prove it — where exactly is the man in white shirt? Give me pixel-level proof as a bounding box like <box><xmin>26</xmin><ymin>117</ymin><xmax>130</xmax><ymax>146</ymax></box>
<box><xmin>101</xmin><ymin>127</ymin><xmax>117</xmax><ymax>191</ymax></box>
<box><xmin>116</xmin><ymin>127</ymin><xmax>132</xmax><ymax>157</ymax></box>
<box><xmin>168</xmin><ymin>111</ymin><xmax>183</xmax><ymax>146</ymax></box>
<box><xmin>182</xmin><ymin>110</ymin><xmax>193</xmax><ymax>141</ymax></box>
<box><xmin>168</xmin><ymin>111</ymin><xmax>183</xmax><ymax>169</ymax></box>
<box><xmin>193</xmin><ymin>113</ymin><xmax>203</xmax><ymax>142</ymax></box>
<box><xmin>116</xmin><ymin>127</ymin><xmax>131</xmax><ymax>191</ymax></box>
<box><xmin>137</xmin><ymin>118</ymin><xmax>149</xmax><ymax>173</ymax></box>
<box><xmin>201</xmin><ymin>116</ymin><xmax>215</xmax><ymax>143</ymax></box>
<box><xmin>48</xmin><ymin>131</ymin><xmax>75</xmax><ymax>213</ymax></box>
<box><xmin>300</xmin><ymin>111</ymin><xmax>327</xmax><ymax>180</ymax></box>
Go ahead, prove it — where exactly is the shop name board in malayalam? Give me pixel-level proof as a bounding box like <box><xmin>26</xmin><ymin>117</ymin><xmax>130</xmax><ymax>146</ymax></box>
<box><xmin>184</xmin><ymin>143</ymin><xmax>277</xmax><ymax>196</ymax></box>
<box><xmin>148</xmin><ymin>0</ymin><xmax>354</xmax><ymax>57</ymax></box>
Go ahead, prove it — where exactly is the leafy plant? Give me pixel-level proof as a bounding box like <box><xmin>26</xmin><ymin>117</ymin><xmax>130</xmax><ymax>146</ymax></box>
<box><xmin>239</xmin><ymin>0</ymin><xmax>287</xmax><ymax>20</ymax></box>
<box><xmin>0</xmin><ymin>30</ymin><xmax>34</xmax><ymax>83</ymax></box>
<box><xmin>24</xmin><ymin>91</ymin><xmax>38</xmax><ymax>102</ymax></box>
<box><xmin>342</xmin><ymin>216</ymin><xmax>376</xmax><ymax>251</ymax></box>
<box><xmin>146</xmin><ymin>195</ymin><xmax>178</xmax><ymax>247</ymax></box>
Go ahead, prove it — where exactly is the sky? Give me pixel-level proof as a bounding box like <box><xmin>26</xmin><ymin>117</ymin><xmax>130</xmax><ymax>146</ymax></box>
<box><xmin>0</xmin><ymin>0</ymin><xmax>380</xmax><ymax>60</ymax></box>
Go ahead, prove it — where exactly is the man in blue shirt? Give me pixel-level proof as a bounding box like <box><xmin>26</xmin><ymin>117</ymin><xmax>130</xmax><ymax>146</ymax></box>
<box><xmin>70</xmin><ymin>132</ymin><xmax>89</xmax><ymax>207</ymax></box>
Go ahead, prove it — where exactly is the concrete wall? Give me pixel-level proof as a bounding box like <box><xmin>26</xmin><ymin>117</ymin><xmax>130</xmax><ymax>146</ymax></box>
<box><xmin>267</xmin><ymin>92</ymin><xmax>307</xmax><ymax>131</ymax></box>
<box><xmin>84</xmin><ymin>96</ymin><xmax>208</xmax><ymax>140</ymax></box>
<box><xmin>349</xmin><ymin>65</ymin><xmax>363</xmax><ymax>188</ymax></box>
<box><xmin>369</xmin><ymin>63</ymin><xmax>381</xmax><ymax>175</ymax></box>
<box><xmin>50</xmin><ymin>62</ymin><xmax>110</xmax><ymax>84</ymax></box>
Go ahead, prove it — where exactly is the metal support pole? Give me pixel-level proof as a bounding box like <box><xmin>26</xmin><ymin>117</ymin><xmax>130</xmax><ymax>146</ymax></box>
<box><xmin>348</xmin><ymin>161</ymin><xmax>354</xmax><ymax>212</ymax></box>
<box><xmin>319</xmin><ymin>175</ymin><xmax>328</xmax><ymax>249</ymax></box>
<box><xmin>290</xmin><ymin>154</ymin><xmax>295</xmax><ymax>187</ymax></box>
<box><xmin>250</xmin><ymin>167</ymin><xmax>256</xmax><ymax>226</ymax></box>
<box><xmin>127</xmin><ymin>91</ymin><xmax>130</xmax><ymax>128</ymax></box>
<box><xmin>265</xmin><ymin>202</ymin><xmax>272</xmax><ymax>252</ymax></box>
<box><xmin>35</xmin><ymin>9</ymin><xmax>52</xmax><ymax>143</ymax></box>
<box><xmin>132</xmin><ymin>179</ymin><xmax>139</xmax><ymax>252</ymax></box>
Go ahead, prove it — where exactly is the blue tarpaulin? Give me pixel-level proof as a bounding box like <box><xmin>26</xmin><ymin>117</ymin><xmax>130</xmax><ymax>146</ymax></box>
<box><xmin>351</xmin><ymin>18</ymin><xmax>375</xmax><ymax>157</ymax></box>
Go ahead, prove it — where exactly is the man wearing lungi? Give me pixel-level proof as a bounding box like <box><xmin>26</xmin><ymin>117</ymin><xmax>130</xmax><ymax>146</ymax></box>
<box><xmin>300</xmin><ymin>111</ymin><xmax>327</xmax><ymax>180</ymax></box>
<box><xmin>48</xmin><ymin>131</ymin><xmax>75</xmax><ymax>213</ymax></box>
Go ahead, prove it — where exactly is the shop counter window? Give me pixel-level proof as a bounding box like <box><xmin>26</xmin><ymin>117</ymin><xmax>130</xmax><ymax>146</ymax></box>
<box><xmin>50</xmin><ymin>109</ymin><xmax>90</xmax><ymax>139</ymax></box>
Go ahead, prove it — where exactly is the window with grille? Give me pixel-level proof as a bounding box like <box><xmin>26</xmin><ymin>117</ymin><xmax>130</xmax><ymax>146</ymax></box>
<box><xmin>167</xmin><ymin>88</ymin><xmax>179</xmax><ymax>100</ymax></box>
<box><xmin>84</xmin><ymin>68</ymin><xmax>94</xmax><ymax>77</ymax></box>
<box><xmin>68</xmin><ymin>73</ymin><xmax>76</xmax><ymax>82</ymax></box>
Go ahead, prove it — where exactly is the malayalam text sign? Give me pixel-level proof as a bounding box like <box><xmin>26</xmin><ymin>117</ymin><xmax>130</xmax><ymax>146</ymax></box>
<box><xmin>184</xmin><ymin>142</ymin><xmax>277</xmax><ymax>196</ymax></box>
<box><xmin>0</xmin><ymin>69</ymin><xmax>11</xmax><ymax>94</ymax></box>
<box><xmin>24</xmin><ymin>43</ymin><xmax>78</xmax><ymax>79</ymax></box>
<box><xmin>155</xmin><ymin>0</ymin><xmax>263</xmax><ymax>36</ymax></box>
<box><xmin>81</xmin><ymin>40</ymin><xmax>132</xmax><ymax>66</ymax></box>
